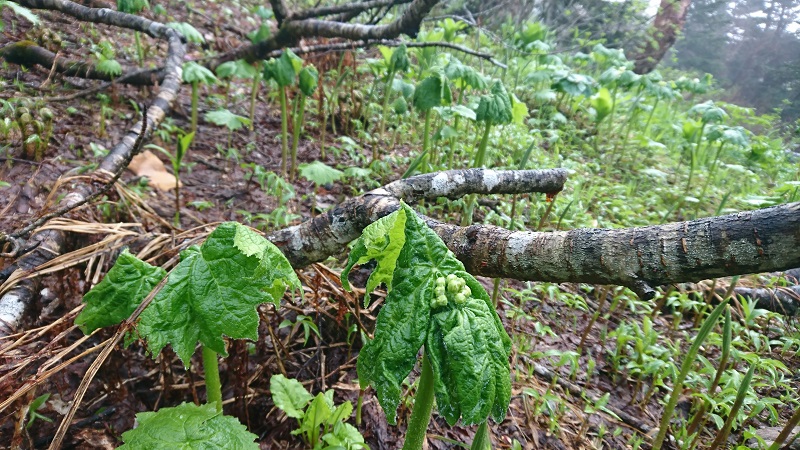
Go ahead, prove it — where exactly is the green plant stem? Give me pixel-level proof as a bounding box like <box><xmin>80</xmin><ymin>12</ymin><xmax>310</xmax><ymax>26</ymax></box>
<box><xmin>190</xmin><ymin>81</ymin><xmax>199</xmax><ymax>135</ymax></box>
<box><xmin>462</xmin><ymin>121</ymin><xmax>493</xmax><ymax>226</ymax></box>
<box><xmin>378</xmin><ymin>68</ymin><xmax>396</xmax><ymax>147</ymax></box>
<box><xmin>279</xmin><ymin>86</ymin><xmax>289</xmax><ymax>178</ymax></box>
<box><xmin>422</xmin><ymin>109</ymin><xmax>432</xmax><ymax>168</ymax></box>
<box><xmin>471</xmin><ymin>421</ymin><xmax>491</xmax><ymax>450</ymax></box>
<box><xmin>134</xmin><ymin>31</ymin><xmax>144</xmax><ymax>67</ymax></box>
<box><xmin>767</xmin><ymin>406</ymin><xmax>800</xmax><ymax>450</ymax></box>
<box><xmin>356</xmin><ymin>389</ymin><xmax>364</xmax><ymax>426</ymax></box>
<box><xmin>291</xmin><ymin>94</ymin><xmax>307</xmax><ymax>181</ymax></box>
<box><xmin>686</xmin><ymin>122</ymin><xmax>707</xmax><ymax>193</ymax></box>
<box><xmin>651</xmin><ymin>299</ymin><xmax>728</xmax><ymax>449</ymax></box>
<box><xmin>707</xmin><ymin>364</ymin><xmax>756</xmax><ymax>450</ymax></box>
<box><xmin>202</xmin><ymin>346</ymin><xmax>222</xmax><ymax>412</ymax></box>
<box><xmin>249</xmin><ymin>72</ymin><xmax>261</xmax><ymax>131</ymax></box>
<box><xmin>402</xmin><ymin>353</ymin><xmax>435</xmax><ymax>450</ymax></box>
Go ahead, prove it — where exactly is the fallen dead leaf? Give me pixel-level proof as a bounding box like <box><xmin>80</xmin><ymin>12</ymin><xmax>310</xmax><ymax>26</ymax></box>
<box><xmin>128</xmin><ymin>150</ymin><xmax>181</xmax><ymax>191</ymax></box>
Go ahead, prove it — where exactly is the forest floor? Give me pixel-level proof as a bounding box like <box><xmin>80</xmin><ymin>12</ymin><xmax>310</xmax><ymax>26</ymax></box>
<box><xmin>1</xmin><ymin>2</ymin><xmax>799</xmax><ymax>450</ymax></box>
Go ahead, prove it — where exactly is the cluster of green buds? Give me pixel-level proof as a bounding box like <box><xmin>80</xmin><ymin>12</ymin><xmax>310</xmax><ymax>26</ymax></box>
<box><xmin>6</xmin><ymin>101</ymin><xmax>54</xmax><ymax>162</ymax></box>
<box><xmin>432</xmin><ymin>274</ymin><xmax>473</xmax><ymax>308</ymax></box>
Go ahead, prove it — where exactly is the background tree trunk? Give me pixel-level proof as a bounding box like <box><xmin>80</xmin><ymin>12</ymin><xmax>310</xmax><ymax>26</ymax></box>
<box><xmin>631</xmin><ymin>0</ymin><xmax>692</xmax><ymax>74</ymax></box>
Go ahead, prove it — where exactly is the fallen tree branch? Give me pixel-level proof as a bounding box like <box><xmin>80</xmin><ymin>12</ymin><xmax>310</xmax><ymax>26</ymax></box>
<box><xmin>0</xmin><ymin>0</ymin><xmax>185</xmax><ymax>335</ymax></box>
<box><xmin>289</xmin><ymin>0</ymin><xmax>413</xmax><ymax>22</ymax></box>
<box><xmin>213</xmin><ymin>0</ymin><xmax>440</xmax><ymax>65</ymax></box>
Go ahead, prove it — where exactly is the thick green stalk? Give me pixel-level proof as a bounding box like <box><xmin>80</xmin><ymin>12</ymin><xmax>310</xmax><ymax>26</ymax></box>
<box><xmin>202</xmin><ymin>346</ymin><xmax>222</xmax><ymax>412</ymax></box>
<box><xmin>291</xmin><ymin>94</ymin><xmax>307</xmax><ymax>181</ymax></box>
<box><xmin>767</xmin><ymin>406</ymin><xmax>800</xmax><ymax>450</ymax></box>
<box><xmin>651</xmin><ymin>299</ymin><xmax>728</xmax><ymax>449</ymax></box>
<box><xmin>190</xmin><ymin>82</ymin><xmax>199</xmax><ymax>135</ymax></box>
<box><xmin>279</xmin><ymin>86</ymin><xmax>290</xmax><ymax>178</ymax></box>
<box><xmin>402</xmin><ymin>353</ymin><xmax>435</xmax><ymax>450</ymax></box>
<box><xmin>685</xmin><ymin>122</ymin><xmax>707</xmax><ymax>193</ymax></box>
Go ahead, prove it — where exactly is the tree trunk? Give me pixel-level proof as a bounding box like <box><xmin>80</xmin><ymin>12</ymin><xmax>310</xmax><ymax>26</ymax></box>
<box><xmin>631</xmin><ymin>0</ymin><xmax>692</xmax><ymax>74</ymax></box>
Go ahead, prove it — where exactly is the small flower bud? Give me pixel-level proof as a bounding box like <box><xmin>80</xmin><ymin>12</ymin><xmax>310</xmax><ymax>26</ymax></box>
<box><xmin>454</xmin><ymin>293</ymin><xmax>467</xmax><ymax>305</ymax></box>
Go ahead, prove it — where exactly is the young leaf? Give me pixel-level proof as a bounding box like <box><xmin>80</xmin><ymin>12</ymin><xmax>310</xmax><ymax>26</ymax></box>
<box><xmin>298</xmin><ymin>161</ymin><xmax>344</xmax><ymax>186</ymax></box>
<box><xmin>119</xmin><ymin>402</ymin><xmax>258</xmax><ymax>449</ymax></box>
<box><xmin>166</xmin><ymin>22</ymin><xmax>205</xmax><ymax>44</ymax></box>
<box><xmin>298</xmin><ymin>66</ymin><xmax>319</xmax><ymax>96</ymax></box>
<box><xmin>390</xmin><ymin>43</ymin><xmax>410</xmax><ymax>72</ymax></box>
<box><xmin>183</xmin><ymin>61</ymin><xmax>218</xmax><ymax>85</ymax></box>
<box><xmin>264</xmin><ymin>50</ymin><xmax>301</xmax><ymax>87</ymax></box>
<box><xmin>445</xmin><ymin>58</ymin><xmax>487</xmax><ymax>90</ymax></box>
<box><xmin>346</xmin><ymin>203</ymin><xmax>511</xmax><ymax>425</ymax></box>
<box><xmin>511</xmin><ymin>94</ymin><xmax>529</xmax><ymax>124</ymax></box>
<box><xmin>475</xmin><ymin>81</ymin><xmax>513</xmax><ymax>125</ymax></box>
<box><xmin>292</xmin><ymin>393</ymin><xmax>333</xmax><ymax>437</ymax></box>
<box><xmin>413</xmin><ymin>73</ymin><xmax>452</xmax><ymax>111</ymax></box>
<box><xmin>137</xmin><ymin>222</ymin><xmax>300</xmax><ymax>365</ymax></box>
<box><xmin>590</xmin><ymin>88</ymin><xmax>613</xmax><ymax>123</ymax></box>
<box><xmin>341</xmin><ymin>208</ymin><xmax>407</xmax><ymax>294</ymax></box>
<box><xmin>271</xmin><ymin>374</ymin><xmax>314</xmax><ymax>419</ymax></box>
<box><xmin>96</xmin><ymin>59</ymin><xmax>122</xmax><ymax>77</ymax></box>
<box><xmin>75</xmin><ymin>249</ymin><xmax>166</xmax><ymax>334</ymax></box>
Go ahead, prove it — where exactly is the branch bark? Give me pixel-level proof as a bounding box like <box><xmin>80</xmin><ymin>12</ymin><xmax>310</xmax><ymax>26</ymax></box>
<box><xmin>630</xmin><ymin>0</ymin><xmax>692</xmax><ymax>74</ymax></box>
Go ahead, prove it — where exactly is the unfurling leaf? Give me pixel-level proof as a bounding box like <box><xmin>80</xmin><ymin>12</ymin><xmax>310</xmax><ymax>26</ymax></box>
<box><xmin>166</xmin><ymin>22</ymin><xmax>204</xmax><ymax>44</ymax></box>
<box><xmin>299</xmin><ymin>65</ymin><xmax>319</xmax><ymax>96</ymax></box>
<box><xmin>390</xmin><ymin>44</ymin><xmax>410</xmax><ymax>73</ymax></box>
<box><xmin>413</xmin><ymin>72</ymin><xmax>452</xmax><ymax>111</ymax></box>
<box><xmin>119</xmin><ymin>402</ymin><xmax>258</xmax><ymax>449</ymax></box>
<box><xmin>76</xmin><ymin>250</ymin><xmax>166</xmax><ymax>333</ymax></box>
<box><xmin>341</xmin><ymin>208</ymin><xmax>407</xmax><ymax>295</ymax></box>
<box><xmin>590</xmin><ymin>87</ymin><xmax>613</xmax><ymax>123</ymax></box>
<box><xmin>475</xmin><ymin>81</ymin><xmax>513</xmax><ymax>125</ymax></box>
<box><xmin>264</xmin><ymin>50</ymin><xmax>301</xmax><ymax>87</ymax></box>
<box><xmin>182</xmin><ymin>61</ymin><xmax>217</xmax><ymax>85</ymax></box>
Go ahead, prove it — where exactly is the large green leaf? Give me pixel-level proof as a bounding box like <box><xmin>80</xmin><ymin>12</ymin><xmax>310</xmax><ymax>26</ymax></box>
<box><xmin>346</xmin><ymin>203</ymin><xmax>511</xmax><ymax>426</ymax></box>
<box><xmin>183</xmin><ymin>61</ymin><xmax>217</xmax><ymax>84</ymax></box>
<box><xmin>204</xmin><ymin>109</ymin><xmax>251</xmax><ymax>131</ymax></box>
<box><xmin>445</xmin><ymin>58</ymin><xmax>487</xmax><ymax>90</ymax></box>
<box><xmin>119</xmin><ymin>402</ymin><xmax>258</xmax><ymax>449</ymax></box>
<box><xmin>75</xmin><ymin>250</ymin><xmax>166</xmax><ymax>334</ymax></box>
<box><xmin>166</xmin><ymin>22</ymin><xmax>204</xmax><ymax>44</ymax></box>
<box><xmin>271</xmin><ymin>374</ymin><xmax>314</xmax><ymax>419</ymax></box>
<box><xmin>413</xmin><ymin>73</ymin><xmax>452</xmax><ymax>112</ymax></box>
<box><xmin>138</xmin><ymin>222</ymin><xmax>300</xmax><ymax>365</ymax></box>
<box><xmin>298</xmin><ymin>161</ymin><xmax>344</xmax><ymax>186</ymax></box>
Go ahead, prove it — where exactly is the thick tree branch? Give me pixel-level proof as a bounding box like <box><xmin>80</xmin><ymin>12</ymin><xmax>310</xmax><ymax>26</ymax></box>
<box><xmin>267</xmin><ymin>169</ymin><xmax>568</xmax><ymax>268</ymax></box>
<box><xmin>290</xmin><ymin>0</ymin><xmax>413</xmax><ymax>22</ymax></box>
<box><xmin>430</xmin><ymin>203</ymin><xmax>800</xmax><ymax>300</ymax></box>
<box><xmin>215</xmin><ymin>0</ymin><xmax>440</xmax><ymax>64</ymax></box>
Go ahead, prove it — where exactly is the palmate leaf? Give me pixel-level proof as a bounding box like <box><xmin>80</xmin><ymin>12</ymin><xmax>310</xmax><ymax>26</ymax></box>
<box><xmin>182</xmin><ymin>61</ymin><xmax>217</xmax><ymax>84</ymax></box>
<box><xmin>138</xmin><ymin>222</ymin><xmax>300</xmax><ymax>366</ymax></box>
<box><xmin>75</xmin><ymin>250</ymin><xmax>166</xmax><ymax>334</ymax></box>
<box><xmin>298</xmin><ymin>161</ymin><xmax>344</xmax><ymax>186</ymax></box>
<box><xmin>119</xmin><ymin>402</ymin><xmax>258</xmax><ymax>449</ymax></box>
<box><xmin>344</xmin><ymin>203</ymin><xmax>511</xmax><ymax>426</ymax></box>
<box><xmin>204</xmin><ymin>109</ymin><xmax>251</xmax><ymax>131</ymax></box>
<box><xmin>166</xmin><ymin>22</ymin><xmax>204</xmax><ymax>44</ymax></box>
